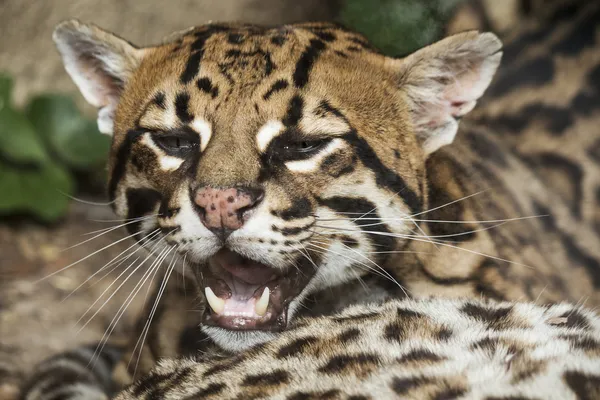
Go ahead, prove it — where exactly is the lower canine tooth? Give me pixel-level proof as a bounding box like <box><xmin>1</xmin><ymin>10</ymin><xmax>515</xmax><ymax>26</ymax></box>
<box><xmin>205</xmin><ymin>287</ymin><xmax>225</xmax><ymax>315</ymax></box>
<box><xmin>255</xmin><ymin>287</ymin><xmax>270</xmax><ymax>316</ymax></box>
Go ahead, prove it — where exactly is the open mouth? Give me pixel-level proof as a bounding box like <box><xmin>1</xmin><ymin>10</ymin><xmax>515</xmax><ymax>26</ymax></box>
<box><xmin>199</xmin><ymin>249</ymin><xmax>311</xmax><ymax>331</ymax></box>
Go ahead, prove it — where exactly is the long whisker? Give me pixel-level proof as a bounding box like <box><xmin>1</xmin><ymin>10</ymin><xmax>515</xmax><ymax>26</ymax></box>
<box><xmin>75</xmin><ymin>232</ymin><xmax>171</xmax><ymax>328</ymax></box>
<box><xmin>130</xmin><ymin>245</ymin><xmax>179</xmax><ymax>379</ymax></box>
<box><xmin>87</xmin><ymin>244</ymin><xmax>171</xmax><ymax>371</ymax></box>
<box><xmin>35</xmin><ymin>229</ymin><xmax>147</xmax><ymax>283</ymax></box>
<box><xmin>306</xmin><ymin>241</ymin><xmax>408</xmax><ymax>296</ymax></box>
<box><xmin>323</xmin><ymin>230</ymin><xmax>533</xmax><ymax>269</ymax></box>
<box><xmin>88</xmin><ymin>213</ymin><xmax>160</xmax><ymax>223</ymax></box>
<box><xmin>62</xmin><ymin>229</ymin><xmax>161</xmax><ymax>302</ymax></box>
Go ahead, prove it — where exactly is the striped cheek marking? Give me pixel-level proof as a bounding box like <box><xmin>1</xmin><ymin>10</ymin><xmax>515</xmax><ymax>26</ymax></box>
<box><xmin>191</xmin><ymin>118</ymin><xmax>212</xmax><ymax>152</ymax></box>
<box><xmin>285</xmin><ymin>138</ymin><xmax>344</xmax><ymax>172</ymax></box>
<box><xmin>256</xmin><ymin>120</ymin><xmax>285</xmax><ymax>153</ymax></box>
<box><xmin>142</xmin><ymin>134</ymin><xmax>185</xmax><ymax>172</ymax></box>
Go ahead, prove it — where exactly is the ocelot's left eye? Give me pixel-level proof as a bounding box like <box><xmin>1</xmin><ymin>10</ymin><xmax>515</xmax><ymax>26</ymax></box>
<box><xmin>153</xmin><ymin>134</ymin><xmax>199</xmax><ymax>156</ymax></box>
<box><xmin>279</xmin><ymin>139</ymin><xmax>331</xmax><ymax>160</ymax></box>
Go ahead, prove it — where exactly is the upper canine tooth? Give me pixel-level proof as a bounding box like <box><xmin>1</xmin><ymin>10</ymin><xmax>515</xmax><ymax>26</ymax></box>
<box><xmin>205</xmin><ymin>287</ymin><xmax>225</xmax><ymax>315</ymax></box>
<box><xmin>255</xmin><ymin>287</ymin><xmax>270</xmax><ymax>316</ymax></box>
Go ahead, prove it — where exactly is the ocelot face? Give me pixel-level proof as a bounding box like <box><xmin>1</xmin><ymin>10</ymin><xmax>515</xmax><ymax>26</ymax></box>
<box><xmin>54</xmin><ymin>20</ymin><xmax>501</xmax><ymax>350</ymax></box>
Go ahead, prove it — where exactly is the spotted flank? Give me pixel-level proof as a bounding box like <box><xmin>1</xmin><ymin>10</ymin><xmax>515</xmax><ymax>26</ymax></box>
<box><xmin>18</xmin><ymin>0</ymin><xmax>600</xmax><ymax>398</ymax></box>
<box><xmin>117</xmin><ymin>297</ymin><xmax>600</xmax><ymax>399</ymax></box>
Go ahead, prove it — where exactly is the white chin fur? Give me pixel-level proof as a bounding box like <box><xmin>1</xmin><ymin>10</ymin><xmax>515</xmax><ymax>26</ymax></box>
<box><xmin>202</xmin><ymin>326</ymin><xmax>276</xmax><ymax>352</ymax></box>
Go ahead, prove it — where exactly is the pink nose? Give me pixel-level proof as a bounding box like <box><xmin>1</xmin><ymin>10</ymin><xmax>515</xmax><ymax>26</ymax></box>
<box><xmin>194</xmin><ymin>187</ymin><xmax>264</xmax><ymax>240</ymax></box>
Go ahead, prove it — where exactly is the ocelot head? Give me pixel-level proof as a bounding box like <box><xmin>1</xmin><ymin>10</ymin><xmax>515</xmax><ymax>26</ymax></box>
<box><xmin>53</xmin><ymin>20</ymin><xmax>501</xmax><ymax>350</ymax></box>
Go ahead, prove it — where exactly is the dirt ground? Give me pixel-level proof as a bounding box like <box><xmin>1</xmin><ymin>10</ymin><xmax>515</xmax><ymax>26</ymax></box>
<box><xmin>0</xmin><ymin>203</ymin><xmax>153</xmax><ymax>399</ymax></box>
<box><xmin>0</xmin><ymin>1</ymin><xmax>338</xmax><ymax>398</ymax></box>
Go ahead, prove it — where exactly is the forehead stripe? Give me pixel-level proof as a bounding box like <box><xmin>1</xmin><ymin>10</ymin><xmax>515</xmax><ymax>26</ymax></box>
<box><xmin>180</xmin><ymin>25</ymin><xmax>230</xmax><ymax>84</ymax></box>
<box><xmin>175</xmin><ymin>92</ymin><xmax>194</xmax><ymax>123</ymax></box>
<box><xmin>293</xmin><ymin>39</ymin><xmax>326</xmax><ymax>88</ymax></box>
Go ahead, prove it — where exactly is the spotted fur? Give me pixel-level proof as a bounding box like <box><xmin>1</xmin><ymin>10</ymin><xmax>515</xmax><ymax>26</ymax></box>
<box><xmin>116</xmin><ymin>297</ymin><xmax>600</xmax><ymax>399</ymax></box>
<box><xmin>20</xmin><ymin>0</ymin><xmax>600</xmax><ymax>398</ymax></box>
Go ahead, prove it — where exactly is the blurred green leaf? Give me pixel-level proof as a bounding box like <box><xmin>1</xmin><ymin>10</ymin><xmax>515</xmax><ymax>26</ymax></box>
<box><xmin>26</xmin><ymin>94</ymin><xmax>110</xmax><ymax>169</ymax></box>
<box><xmin>0</xmin><ymin>106</ymin><xmax>50</xmax><ymax>164</ymax></box>
<box><xmin>339</xmin><ymin>0</ymin><xmax>464</xmax><ymax>56</ymax></box>
<box><xmin>0</xmin><ymin>73</ymin><xmax>12</xmax><ymax>106</ymax></box>
<box><xmin>0</xmin><ymin>159</ymin><xmax>74</xmax><ymax>222</ymax></box>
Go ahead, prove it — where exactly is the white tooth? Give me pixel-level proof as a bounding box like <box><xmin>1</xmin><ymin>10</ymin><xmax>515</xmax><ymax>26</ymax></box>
<box><xmin>205</xmin><ymin>287</ymin><xmax>225</xmax><ymax>315</ymax></box>
<box><xmin>255</xmin><ymin>287</ymin><xmax>270</xmax><ymax>316</ymax></box>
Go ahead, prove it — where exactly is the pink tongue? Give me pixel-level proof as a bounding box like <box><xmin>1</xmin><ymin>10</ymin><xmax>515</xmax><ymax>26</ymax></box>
<box><xmin>212</xmin><ymin>249</ymin><xmax>275</xmax><ymax>285</ymax></box>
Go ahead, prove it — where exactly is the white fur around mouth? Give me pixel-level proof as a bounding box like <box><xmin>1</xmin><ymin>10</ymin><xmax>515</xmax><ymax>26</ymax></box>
<box><xmin>205</xmin><ymin>286</ymin><xmax>270</xmax><ymax>318</ymax></box>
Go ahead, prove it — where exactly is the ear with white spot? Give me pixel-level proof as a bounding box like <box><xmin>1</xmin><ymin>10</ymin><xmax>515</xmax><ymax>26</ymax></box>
<box><xmin>389</xmin><ymin>31</ymin><xmax>502</xmax><ymax>155</ymax></box>
<box><xmin>53</xmin><ymin>19</ymin><xmax>144</xmax><ymax>135</ymax></box>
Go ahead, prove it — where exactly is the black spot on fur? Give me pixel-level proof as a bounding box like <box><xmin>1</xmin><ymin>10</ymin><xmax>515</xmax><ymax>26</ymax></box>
<box><xmin>560</xmin><ymin>310</ymin><xmax>591</xmax><ymax>330</ymax></box>
<box><xmin>287</xmin><ymin>389</ymin><xmax>341</xmax><ymax>400</ymax></box>
<box><xmin>242</xmin><ymin>369</ymin><xmax>289</xmax><ymax>386</ymax></box>
<box><xmin>293</xmin><ymin>39</ymin><xmax>326</xmax><ymax>88</ymax></box>
<box><xmin>524</xmin><ymin>153</ymin><xmax>584</xmax><ymax>219</ymax></box>
<box><xmin>131</xmin><ymin>371</ymin><xmax>175</xmax><ymax>397</ymax></box>
<box><xmin>271</xmin><ymin>35</ymin><xmax>287</xmax><ymax>46</ymax></box>
<box><xmin>333</xmin><ymin>311</ymin><xmax>379</xmax><ymax>323</ymax></box>
<box><xmin>277</xmin><ymin>336</ymin><xmax>319</xmax><ymax>359</ymax></box>
<box><xmin>461</xmin><ymin>303</ymin><xmax>513</xmax><ymax>329</ymax></box>
<box><xmin>227</xmin><ymin>33</ymin><xmax>244</xmax><ymax>44</ymax></box>
<box><xmin>338</xmin><ymin>328</ymin><xmax>361</xmax><ymax>343</ymax></box>
<box><xmin>186</xmin><ymin>382</ymin><xmax>226</xmax><ymax>397</ymax></box>
<box><xmin>488</xmin><ymin>57</ymin><xmax>555</xmax><ymax>97</ymax></box>
<box><xmin>564</xmin><ymin>370</ymin><xmax>600</xmax><ymax>400</ymax></box>
<box><xmin>197</xmin><ymin>77</ymin><xmax>219</xmax><ymax>98</ymax></box>
<box><xmin>180</xmin><ymin>26</ymin><xmax>228</xmax><ymax>84</ymax></box>
<box><xmin>272</xmin><ymin>198</ymin><xmax>312</xmax><ymax>220</ymax></box>
<box><xmin>283</xmin><ymin>95</ymin><xmax>304</xmax><ymax>127</ymax></box>
<box><xmin>153</xmin><ymin>92</ymin><xmax>166</xmax><ymax>109</ymax></box>
<box><xmin>263</xmin><ymin>79</ymin><xmax>289</xmax><ymax>100</ymax></box>
<box><xmin>551</xmin><ymin>6</ymin><xmax>600</xmax><ymax>56</ymax></box>
<box><xmin>314</xmin><ymin>31</ymin><xmax>336</xmax><ymax>42</ymax></box>
<box><xmin>532</xmin><ymin>201</ymin><xmax>600</xmax><ymax>288</ymax></box>
<box><xmin>175</xmin><ymin>92</ymin><xmax>194</xmax><ymax>123</ymax></box>
<box><xmin>318</xmin><ymin>353</ymin><xmax>380</xmax><ymax>374</ymax></box>
<box><xmin>484</xmin><ymin>104</ymin><xmax>574</xmax><ymax>136</ymax></box>
<box><xmin>342</xmin><ymin>130</ymin><xmax>422</xmax><ymax>214</ymax></box>
<box><xmin>390</xmin><ymin>376</ymin><xmax>433</xmax><ymax>395</ymax></box>
<box><xmin>560</xmin><ymin>334</ymin><xmax>600</xmax><ymax>353</ymax></box>
<box><xmin>465</xmin><ymin>131</ymin><xmax>508</xmax><ymax>168</ymax></box>
<box><xmin>397</xmin><ymin>349</ymin><xmax>445</xmax><ymax>363</ymax></box>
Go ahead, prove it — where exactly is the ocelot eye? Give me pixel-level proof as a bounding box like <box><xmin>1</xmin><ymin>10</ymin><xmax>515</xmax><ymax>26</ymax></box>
<box><xmin>153</xmin><ymin>134</ymin><xmax>199</xmax><ymax>156</ymax></box>
<box><xmin>279</xmin><ymin>139</ymin><xmax>331</xmax><ymax>160</ymax></box>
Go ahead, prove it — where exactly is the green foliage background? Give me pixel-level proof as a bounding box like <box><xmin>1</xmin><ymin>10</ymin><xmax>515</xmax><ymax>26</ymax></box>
<box><xmin>339</xmin><ymin>0</ymin><xmax>463</xmax><ymax>56</ymax></box>
<box><xmin>0</xmin><ymin>74</ymin><xmax>110</xmax><ymax>222</ymax></box>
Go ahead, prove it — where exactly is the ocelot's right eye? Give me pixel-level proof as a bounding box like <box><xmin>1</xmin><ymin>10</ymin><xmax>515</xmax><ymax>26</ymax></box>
<box><xmin>152</xmin><ymin>134</ymin><xmax>199</xmax><ymax>157</ymax></box>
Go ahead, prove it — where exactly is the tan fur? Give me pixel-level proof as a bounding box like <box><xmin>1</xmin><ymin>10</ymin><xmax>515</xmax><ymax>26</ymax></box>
<box><xmin>117</xmin><ymin>297</ymin><xmax>600</xmax><ymax>399</ymax></box>
<box><xmin>43</xmin><ymin>0</ymin><xmax>600</xmax><ymax>396</ymax></box>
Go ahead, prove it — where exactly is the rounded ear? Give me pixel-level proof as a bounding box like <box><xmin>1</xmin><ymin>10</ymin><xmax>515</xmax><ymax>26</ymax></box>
<box><xmin>53</xmin><ymin>19</ymin><xmax>145</xmax><ymax>135</ymax></box>
<box><xmin>388</xmin><ymin>31</ymin><xmax>502</xmax><ymax>155</ymax></box>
